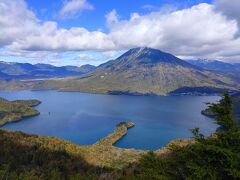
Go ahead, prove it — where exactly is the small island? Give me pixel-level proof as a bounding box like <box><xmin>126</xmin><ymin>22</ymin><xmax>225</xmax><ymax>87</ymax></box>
<box><xmin>0</xmin><ymin>97</ymin><xmax>41</xmax><ymax>126</ymax></box>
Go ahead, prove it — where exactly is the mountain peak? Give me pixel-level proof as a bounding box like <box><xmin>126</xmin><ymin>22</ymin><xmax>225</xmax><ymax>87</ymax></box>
<box><xmin>117</xmin><ymin>47</ymin><xmax>191</xmax><ymax>66</ymax></box>
<box><xmin>128</xmin><ymin>47</ymin><xmax>161</xmax><ymax>54</ymax></box>
<box><xmin>129</xmin><ymin>47</ymin><xmax>151</xmax><ymax>51</ymax></box>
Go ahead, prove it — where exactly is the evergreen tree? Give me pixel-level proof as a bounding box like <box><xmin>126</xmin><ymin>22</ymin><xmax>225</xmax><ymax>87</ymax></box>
<box><xmin>209</xmin><ymin>94</ymin><xmax>237</xmax><ymax>132</ymax></box>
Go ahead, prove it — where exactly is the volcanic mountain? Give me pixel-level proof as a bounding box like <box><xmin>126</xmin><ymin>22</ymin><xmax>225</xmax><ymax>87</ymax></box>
<box><xmin>49</xmin><ymin>47</ymin><xmax>237</xmax><ymax>95</ymax></box>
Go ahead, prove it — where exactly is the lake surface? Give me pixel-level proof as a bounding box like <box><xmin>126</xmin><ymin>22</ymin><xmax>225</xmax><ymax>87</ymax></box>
<box><xmin>0</xmin><ymin>91</ymin><xmax>220</xmax><ymax>150</ymax></box>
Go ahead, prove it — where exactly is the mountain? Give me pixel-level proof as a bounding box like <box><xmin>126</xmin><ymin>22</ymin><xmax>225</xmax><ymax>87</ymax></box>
<box><xmin>0</xmin><ymin>61</ymin><xmax>96</xmax><ymax>80</ymax></box>
<box><xmin>0</xmin><ymin>48</ymin><xmax>238</xmax><ymax>94</ymax></box>
<box><xmin>38</xmin><ymin>47</ymin><xmax>237</xmax><ymax>95</ymax></box>
<box><xmin>187</xmin><ymin>59</ymin><xmax>240</xmax><ymax>83</ymax></box>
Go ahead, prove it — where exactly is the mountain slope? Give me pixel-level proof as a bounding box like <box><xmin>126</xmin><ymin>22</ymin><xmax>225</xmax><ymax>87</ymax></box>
<box><xmin>54</xmin><ymin>47</ymin><xmax>238</xmax><ymax>95</ymax></box>
<box><xmin>0</xmin><ymin>61</ymin><xmax>96</xmax><ymax>80</ymax></box>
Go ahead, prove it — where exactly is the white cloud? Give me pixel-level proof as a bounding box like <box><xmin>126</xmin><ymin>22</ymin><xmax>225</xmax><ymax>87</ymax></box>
<box><xmin>58</xmin><ymin>0</ymin><xmax>94</xmax><ymax>19</ymax></box>
<box><xmin>9</xmin><ymin>24</ymin><xmax>115</xmax><ymax>51</ymax></box>
<box><xmin>0</xmin><ymin>0</ymin><xmax>37</xmax><ymax>46</ymax></box>
<box><xmin>1</xmin><ymin>0</ymin><xmax>240</xmax><ymax>63</ymax></box>
<box><xmin>105</xmin><ymin>9</ymin><xmax>119</xmax><ymax>27</ymax></box>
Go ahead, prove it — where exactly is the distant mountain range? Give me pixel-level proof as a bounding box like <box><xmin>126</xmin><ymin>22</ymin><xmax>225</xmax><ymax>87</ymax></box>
<box><xmin>0</xmin><ymin>48</ymin><xmax>239</xmax><ymax>95</ymax></box>
<box><xmin>187</xmin><ymin>59</ymin><xmax>240</xmax><ymax>72</ymax></box>
<box><xmin>0</xmin><ymin>61</ymin><xmax>96</xmax><ymax>79</ymax></box>
<box><xmin>187</xmin><ymin>59</ymin><xmax>240</xmax><ymax>83</ymax></box>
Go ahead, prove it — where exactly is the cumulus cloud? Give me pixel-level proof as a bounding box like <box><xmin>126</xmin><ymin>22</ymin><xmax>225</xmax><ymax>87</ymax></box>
<box><xmin>0</xmin><ymin>0</ymin><xmax>114</xmax><ymax>52</ymax></box>
<box><xmin>9</xmin><ymin>24</ymin><xmax>115</xmax><ymax>51</ymax></box>
<box><xmin>58</xmin><ymin>0</ymin><xmax>94</xmax><ymax>19</ymax></box>
<box><xmin>0</xmin><ymin>0</ymin><xmax>37</xmax><ymax>46</ymax></box>
<box><xmin>1</xmin><ymin>0</ymin><xmax>240</xmax><ymax>62</ymax></box>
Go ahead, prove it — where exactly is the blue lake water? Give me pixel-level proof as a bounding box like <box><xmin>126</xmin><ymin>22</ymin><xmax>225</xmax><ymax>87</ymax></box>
<box><xmin>0</xmin><ymin>91</ymin><xmax>220</xmax><ymax>150</ymax></box>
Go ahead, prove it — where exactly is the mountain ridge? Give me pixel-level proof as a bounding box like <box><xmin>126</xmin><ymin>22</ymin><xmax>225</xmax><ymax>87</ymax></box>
<box><xmin>187</xmin><ymin>59</ymin><xmax>240</xmax><ymax>83</ymax></box>
<box><xmin>0</xmin><ymin>61</ymin><xmax>96</xmax><ymax>80</ymax></box>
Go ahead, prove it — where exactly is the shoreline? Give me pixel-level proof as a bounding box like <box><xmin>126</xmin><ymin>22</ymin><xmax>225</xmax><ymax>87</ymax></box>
<box><xmin>0</xmin><ymin>89</ymin><xmax>225</xmax><ymax>97</ymax></box>
<box><xmin>0</xmin><ymin>121</ymin><xmax>193</xmax><ymax>169</ymax></box>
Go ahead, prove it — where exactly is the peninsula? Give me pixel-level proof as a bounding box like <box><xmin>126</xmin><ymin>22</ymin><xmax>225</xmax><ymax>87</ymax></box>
<box><xmin>0</xmin><ymin>97</ymin><xmax>41</xmax><ymax>126</ymax></box>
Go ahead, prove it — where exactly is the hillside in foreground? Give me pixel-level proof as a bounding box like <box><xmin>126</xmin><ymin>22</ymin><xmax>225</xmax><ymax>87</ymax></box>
<box><xmin>0</xmin><ymin>121</ymin><xmax>191</xmax><ymax>179</ymax></box>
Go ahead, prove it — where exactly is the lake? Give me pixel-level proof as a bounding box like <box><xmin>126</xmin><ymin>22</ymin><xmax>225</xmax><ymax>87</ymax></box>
<box><xmin>0</xmin><ymin>91</ymin><xmax>220</xmax><ymax>150</ymax></box>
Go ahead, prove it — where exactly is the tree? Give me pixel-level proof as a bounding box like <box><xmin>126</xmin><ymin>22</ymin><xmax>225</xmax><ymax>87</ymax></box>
<box><xmin>209</xmin><ymin>94</ymin><xmax>237</xmax><ymax>132</ymax></box>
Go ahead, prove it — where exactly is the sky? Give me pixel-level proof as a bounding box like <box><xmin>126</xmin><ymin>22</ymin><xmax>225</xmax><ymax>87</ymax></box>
<box><xmin>0</xmin><ymin>0</ymin><xmax>240</xmax><ymax>66</ymax></box>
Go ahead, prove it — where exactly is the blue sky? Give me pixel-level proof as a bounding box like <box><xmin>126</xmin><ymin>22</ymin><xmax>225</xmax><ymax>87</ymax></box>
<box><xmin>27</xmin><ymin>0</ymin><xmax>212</xmax><ymax>31</ymax></box>
<box><xmin>0</xmin><ymin>0</ymin><xmax>239</xmax><ymax>66</ymax></box>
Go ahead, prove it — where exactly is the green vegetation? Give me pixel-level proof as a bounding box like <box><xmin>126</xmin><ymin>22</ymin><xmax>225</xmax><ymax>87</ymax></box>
<box><xmin>0</xmin><ymin>98</ymin><xmax>41</xmax><ymax>126</ymax></box>
<box><xmin>0</xmin><ymin>94</ymin><xmax>239</xmax><ymax>179</ymax></box>
<box><xmin>232</xmin><ymin>94</ymin><xmax>240</xmax><ymax>123</ymax></box>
